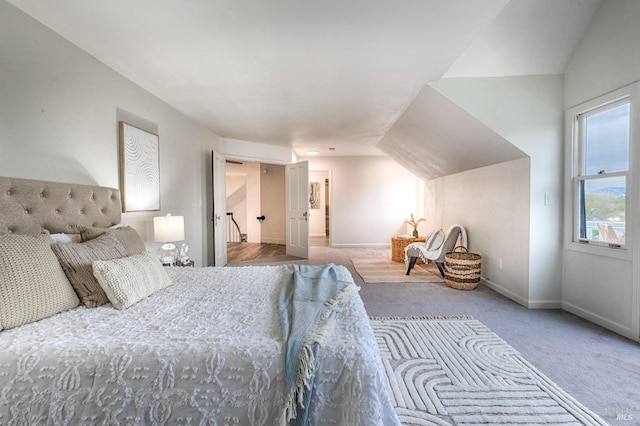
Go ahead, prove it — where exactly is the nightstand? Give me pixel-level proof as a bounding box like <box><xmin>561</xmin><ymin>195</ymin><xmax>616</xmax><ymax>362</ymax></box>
<box><xmin>163</xmin><ymin>260</ymin><xmax>195</xmax><ymax>267</ymax></box>
<box><xmin>391</xmin><ymin>236</ymin><xmax>425</xmax><ymax>263</ymax></box>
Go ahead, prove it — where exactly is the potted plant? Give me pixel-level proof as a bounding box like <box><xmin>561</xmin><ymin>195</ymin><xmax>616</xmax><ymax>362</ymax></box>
<box><xmin>405</xmin><ymin>213</ymin><xmax>425</xmax><ymax>238</ymax></box>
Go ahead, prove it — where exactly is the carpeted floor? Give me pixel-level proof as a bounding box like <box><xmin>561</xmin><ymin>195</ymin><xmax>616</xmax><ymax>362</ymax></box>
<box><xmin>351</xmin><ymin>257</ymin><xmax>443</xmax><ymax>283</ymax></box>
<box><xmin>228</xmin><ymin>244</ymin><xmax>640</xmax><ymax>425</ymax></box>
<box><xmin>371</xmin><ymin>317</ymin><xmax>607</xmax><ymax>425</ymax></box>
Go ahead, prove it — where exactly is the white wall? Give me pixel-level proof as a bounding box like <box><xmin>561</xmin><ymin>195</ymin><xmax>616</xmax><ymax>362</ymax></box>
<box><xmin>0</xmin><ymin>2</ymin><xmax>219</xmax><ymax>266</ymax></box>
<box><xmin>425</xmin><ymin>159</ymin><xmax>531</xmax><ymax>305</ymax></box>
<box><xmin>245</xmin><ymin>164</ymin><xmax>262</xmax><ymax>243</ymax></box>
<box><xmin>304</xmin><ymin>156</ymin><xmax>422</xmax><ymax>246</ymax></box>
<box><xmin>563</xmin><ymin>0</ymin><xmax>640</xmax><ymax>340</ymax></box>
<box><xmin>564</xmin><ymin>0</ymin><xmax>640</xmax><ymax>108</ymax></box>
<box><xmin>431</xmin><ymin>75</ymin><xmax>565</xmax><ymax>307</ymax></box>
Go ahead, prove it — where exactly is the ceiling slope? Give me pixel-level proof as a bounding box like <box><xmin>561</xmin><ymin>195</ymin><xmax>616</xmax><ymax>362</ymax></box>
<box><xmin>445</xmin><ymin>0</ymin><xmax>603</xmax><ymax>78</ymax></box>
<box><xmin>376</xmin><ymin>85</ymin><xmax>527</xmax><ymax>181</ymax></box>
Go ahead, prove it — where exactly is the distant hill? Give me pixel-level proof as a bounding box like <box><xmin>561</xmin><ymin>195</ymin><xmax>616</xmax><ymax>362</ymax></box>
<box><xmin>589</xmin><ymin>187</ymin><xmax>625</xmax><ymax>197</ymax></box>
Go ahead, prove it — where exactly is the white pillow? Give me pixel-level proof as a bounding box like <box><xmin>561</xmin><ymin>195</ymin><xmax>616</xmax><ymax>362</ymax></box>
<box><xmin>92</xmin><ymin>251</ymin><xmax>172</xmax><ymax>310</ymax></box>
<box><xmin>50</xmin><ymin>233</ymin><xmax>82</xmax><ymax>244</ymax></box>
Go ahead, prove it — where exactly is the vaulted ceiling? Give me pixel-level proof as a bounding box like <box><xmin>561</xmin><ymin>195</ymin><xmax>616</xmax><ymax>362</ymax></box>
<box><xmin>8</xmin><ymin>0</ymin><xmax>602</xmax><ymax>178</ymax></box>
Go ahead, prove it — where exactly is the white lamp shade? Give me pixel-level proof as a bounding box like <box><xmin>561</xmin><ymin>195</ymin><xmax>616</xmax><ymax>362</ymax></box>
<box><xmin>153</xmin><ymin>215</ymin><xmax>185</xmax><ymax>242</ymax></box>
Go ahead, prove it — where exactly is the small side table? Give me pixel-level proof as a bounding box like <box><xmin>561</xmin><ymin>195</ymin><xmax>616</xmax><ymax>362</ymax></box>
<box><xmin>391</xmin><ymin>236</ymin><xmax>425</xmax><ymax>263</ymax></box>
<box><xmin>164</xmin><ymin>260</ymin><xmax>195</xmax><ymax>267</ymax></box>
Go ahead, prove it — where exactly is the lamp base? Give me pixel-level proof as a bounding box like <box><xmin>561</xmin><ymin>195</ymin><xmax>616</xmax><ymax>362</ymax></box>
<box><xmin>157</xmin><ymin>243</ymin><xmax>178</xmax><ymax>266</ymax></box>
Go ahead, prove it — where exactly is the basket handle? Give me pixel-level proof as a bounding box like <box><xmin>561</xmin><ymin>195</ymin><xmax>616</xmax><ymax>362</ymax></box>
<box><xmin>452</xmin><ymin>245</ymin><xmax>468</xmax><ymax>253</ymax></box>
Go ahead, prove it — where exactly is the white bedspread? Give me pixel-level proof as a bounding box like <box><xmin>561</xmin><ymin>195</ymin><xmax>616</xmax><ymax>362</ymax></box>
<box><xmin>0</xmin><ymin>265</ymin><xmax>399</xmax><ymax>426</ymax></box>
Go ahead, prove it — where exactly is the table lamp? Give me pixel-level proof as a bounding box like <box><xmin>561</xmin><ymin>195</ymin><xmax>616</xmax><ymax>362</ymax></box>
<box><xmin>153</xmin><ymin>214</ymin><xmax>185</xmax><ymax>266</ymax></box>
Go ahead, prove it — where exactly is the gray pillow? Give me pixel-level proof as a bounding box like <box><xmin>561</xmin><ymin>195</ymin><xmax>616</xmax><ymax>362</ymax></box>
<box><xmin>0</xmin><ymin>233</ymin><xmax>79</xmax><ymax>330</ymax></box>
<box><xmin>78</xmin><ymin>225</ymin><xmax>146</xmax><ymax>256</ymax></box>
<box><xmin>51</xmin><ymin>233</ymin><xmax>128</xmax><ymax>307</ymax></box>
<box><xmin>93</xmin><ymin>251</ymin><xmax>172</xmax><ymax>310</ymax></box>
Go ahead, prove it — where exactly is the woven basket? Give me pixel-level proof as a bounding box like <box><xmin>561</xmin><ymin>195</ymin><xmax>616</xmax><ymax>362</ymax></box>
<box><xmin>391</xmin><ymin>236</ymin><xmax>425</xmax><ymax>263</ymax></box>
<box><xmin>444</xmin><ymin>246</ymin><xmax>482</xmax><ymax>290</ymax></box>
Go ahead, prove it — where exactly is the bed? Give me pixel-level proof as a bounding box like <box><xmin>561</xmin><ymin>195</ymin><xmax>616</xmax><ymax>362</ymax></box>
<box><xmin>0</xmin><ymin>176</ymin><xmax>399</xmax><ymax>425</ymax></box>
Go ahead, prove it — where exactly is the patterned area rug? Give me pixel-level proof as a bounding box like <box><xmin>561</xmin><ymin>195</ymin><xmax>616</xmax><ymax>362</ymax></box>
<box><xmin>351</xmin><ymin>258</ymin><xmax>443</xmax><ymax>283</ymax></box>
<box><xmin>370</xmin><ymin>317</ymin><xmax>608</xmax><ymax>425</ymax></box>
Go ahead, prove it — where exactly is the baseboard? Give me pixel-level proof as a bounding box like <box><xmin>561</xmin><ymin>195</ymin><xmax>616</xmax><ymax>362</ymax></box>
<box><xmin>331</xmin><ymin>243</ymin><xmax>391</xmax><ymax>248</ymax></box>
<box><xmin>480</xmin><ymin>278</ymin><xmax>562</xmax><ymax>309</ymax></box>
<box><xmin>562</xmin><ymin>301</ymin><xmax>636</xmax><ymax>341</ymax></box>
<box><xmin>484</xmin><ymin>278</ymin><xmax>637</xmax><ymax>340</ymax></box>
<box><xmin>481</xmin><ymin>278</ymin><xmax>528</xmax><ymax>307</ymax></box>
<box><xmin>527</xmin><ymin>299</ymin><xmax>563</xmax><ymax>309</ymax></box>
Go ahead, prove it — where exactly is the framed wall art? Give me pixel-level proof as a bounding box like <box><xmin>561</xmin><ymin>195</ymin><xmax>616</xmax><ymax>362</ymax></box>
<box><xmin>309</xmin><ymin>181</ymin><xmax>320</xmax><ymax>209</ymax></box>
<box><xmin>119</xmin><ymin>121</ymin><xmax>160</xmax><ymax>212</ymax></box>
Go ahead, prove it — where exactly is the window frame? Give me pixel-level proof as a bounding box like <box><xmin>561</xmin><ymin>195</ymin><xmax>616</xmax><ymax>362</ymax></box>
<box><xmin>565</xmin><ymin>84</ymin><xmax>638</xmax><ymax>259</ymax></box>
<box><xmin>575</xmin><ymin>98</ymin><xmax>629</xmax><ymax>248</ymax></box>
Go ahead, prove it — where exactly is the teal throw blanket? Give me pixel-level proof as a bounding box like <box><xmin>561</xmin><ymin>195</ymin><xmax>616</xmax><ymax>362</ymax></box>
<box><xmin>278</xmin><ymin>263</ymin><xmax>353</xmax><ymax>426</ymax></box>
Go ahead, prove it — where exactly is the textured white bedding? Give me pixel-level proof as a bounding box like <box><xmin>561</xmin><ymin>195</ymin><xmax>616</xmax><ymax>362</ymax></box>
<box><xmin>0</xmin><ymin>265</ymin><xmax>399</xmax><ymax>425</ymax></box>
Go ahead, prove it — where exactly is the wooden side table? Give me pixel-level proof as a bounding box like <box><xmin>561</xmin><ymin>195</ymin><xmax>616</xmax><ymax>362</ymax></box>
<box><xmin>391</xmin><ymin>236</ymin><xmax>425</xmax><ymax>263</ymax></box>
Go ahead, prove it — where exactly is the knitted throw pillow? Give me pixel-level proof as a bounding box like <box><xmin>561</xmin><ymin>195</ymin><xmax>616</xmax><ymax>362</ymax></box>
<box><xmin>51</xmin><ymin>233</ymin><xmax>128</xmax><ymax>307</ymax></box>
<box><xmin>0</xmin><ymin>233</ymin><xmax>79</xmax><ymax>330</ymax></box>
<box><xmin>78</xmin><ymin>225</ymin><xmax>146</xmax><ymax>256</ymax></box>
<box><xmin>92</xmin><ymin>251</ymin><xmax>172</xmax><ymax>310</ymax></box>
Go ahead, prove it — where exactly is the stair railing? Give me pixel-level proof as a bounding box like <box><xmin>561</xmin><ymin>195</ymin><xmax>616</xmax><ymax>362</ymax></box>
<box><xmin>226</xmin><ymin>212</ymin><xmax>247</xmax><ymax>243</ymax></box>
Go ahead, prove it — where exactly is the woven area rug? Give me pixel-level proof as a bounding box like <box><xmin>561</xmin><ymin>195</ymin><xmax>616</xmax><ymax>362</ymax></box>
<box><xmin>351</xmin><ymin>258</ymin><xmax>443</xmax><ymax>283</ymax></box>
<box><xmin>370</xmin><ymin>317</ymin><xmax>607</xmax><ymax>425</ymax></box>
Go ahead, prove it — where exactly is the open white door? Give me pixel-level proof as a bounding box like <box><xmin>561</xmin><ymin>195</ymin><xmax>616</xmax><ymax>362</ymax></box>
<box><xmin>286</xmin><ymin>161</ymin><xmax>309</xmax><ymax>258</ymax></box>
<box><xmin>211</xmin><ymin>150</ymin><xmax>227</xmax><ymax>266</ymax></box>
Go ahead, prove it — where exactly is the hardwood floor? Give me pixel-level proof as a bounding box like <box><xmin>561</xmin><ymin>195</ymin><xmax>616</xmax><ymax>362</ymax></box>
<box><xmin>226</xmin><ymin>236</ymin><xmax>329</xmax><ymax>263</ymax></box>
<box><xmin>227</xmin><ymin>242</ymin><xmax>286</xmax><ymax>263</ymax></box>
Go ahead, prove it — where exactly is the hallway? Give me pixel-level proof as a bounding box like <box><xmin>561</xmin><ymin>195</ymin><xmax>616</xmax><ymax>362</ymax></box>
<box><xmin>226</xmin><ymin>236</ymin><xmax>329</xmax><ymax>264</ymax></box>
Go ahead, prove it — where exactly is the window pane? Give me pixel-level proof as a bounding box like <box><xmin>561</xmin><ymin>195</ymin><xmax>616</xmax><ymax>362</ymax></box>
<box><xmin>579</xmin><ymin>176</ymin><xmax>625</xmax><ymax>244</ymax></box>
<box><xmin>584</xmin><ymin>103</ymin><xmax>629</xmax><ymax>175</ymax></box>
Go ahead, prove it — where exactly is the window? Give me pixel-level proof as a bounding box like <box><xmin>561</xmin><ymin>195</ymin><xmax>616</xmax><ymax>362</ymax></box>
<box><xmin>573</xmin><ymin>99</ymin><xmax>630</xmax><ymax>248</ymax></box>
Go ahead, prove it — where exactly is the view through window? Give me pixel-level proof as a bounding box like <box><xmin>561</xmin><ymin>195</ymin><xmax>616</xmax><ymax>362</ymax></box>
<box><xmin>575</xmin><ymin>100</ymin><xmax>629</xmax><ymax>246</ymax></box>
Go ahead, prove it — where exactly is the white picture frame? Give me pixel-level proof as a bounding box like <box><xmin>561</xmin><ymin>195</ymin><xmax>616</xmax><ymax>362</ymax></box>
<box><xmin>119</xmin><ymin>121</ymin><xmax>160</xmax><ymax>212</ymax></box>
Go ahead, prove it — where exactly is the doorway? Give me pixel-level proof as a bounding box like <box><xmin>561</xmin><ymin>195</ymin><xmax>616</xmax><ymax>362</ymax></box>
<box><xmin>225</xmin><ymin>161</ymin><xmax>288</xmax><ymax>263</ymax></box>
<box><xmin>223</xmin><ymin>158</ymin><xmax>324</xmax><ymax>263</ymax></box>
<box><xmin>309</xmin><ymin>170</ymin><xmax>330</xmax><ymax>247</ymax></box>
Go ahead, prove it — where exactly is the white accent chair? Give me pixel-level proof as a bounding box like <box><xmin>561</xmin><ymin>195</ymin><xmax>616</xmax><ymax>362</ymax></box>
<box><xmin>405</xmin><ymin>225</ymin><xmax>467</xmax><ymax>277</ymax></box>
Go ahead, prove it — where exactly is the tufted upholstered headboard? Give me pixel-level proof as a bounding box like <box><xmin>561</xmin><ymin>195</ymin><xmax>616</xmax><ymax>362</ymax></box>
<box><xmin>0</xmin><ymin>176</ymin><xmax>121</xmax><ymax>235</ymax></box>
